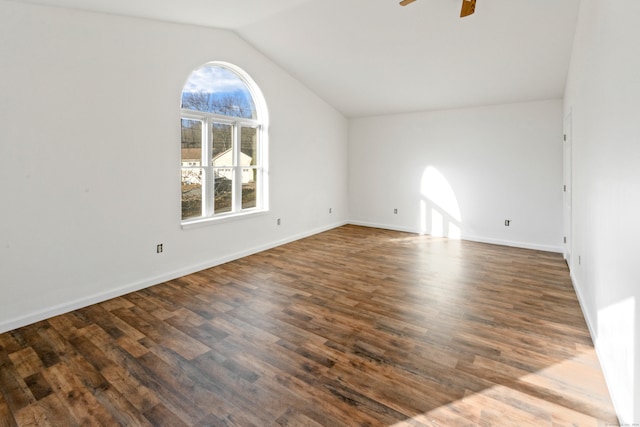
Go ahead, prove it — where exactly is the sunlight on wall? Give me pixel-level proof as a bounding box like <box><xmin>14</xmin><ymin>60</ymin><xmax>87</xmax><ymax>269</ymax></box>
<box><xmin>420</xmin><ymin>166</ymin><xmax>462</xmax><ymax>238</ymax></box>
<box><xmin>598</xmin><ymin>296</ymin><xmax>636</xmax><ymax>423</ymax></box>
<box><xmin>428</xmin><ymin>206</ymin><xmax>444</xmax><ymax>237</ymax></box>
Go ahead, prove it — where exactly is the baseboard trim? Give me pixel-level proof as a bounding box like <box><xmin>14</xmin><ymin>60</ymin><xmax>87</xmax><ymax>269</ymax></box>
<box><xmin>347</xmin><ymin>221</ymin><xmax>563</xmax><ymax>253</ymax></box>
<box><xmin>0</xmin><ymin>220</ymin><xmax>348</xmax><ymax>334</ymax></box>
<box><xmin>569</xmin><ymin>268</ymin><xmax>625</xmax><ymax>425</ymax></box>
<box><xmin>569</xmin><ymin>271</ymin><xmax>597</xmax><ymax>342</ymax></box>
<box><xmin>461</xmin><ymin>235</ymin><xmax>563</xmax><ymax>253</ymax></box>
<box><xmin>347</xmin><ymin>221</ymin><xmax>419</xmax><ymax>235</ymax></box>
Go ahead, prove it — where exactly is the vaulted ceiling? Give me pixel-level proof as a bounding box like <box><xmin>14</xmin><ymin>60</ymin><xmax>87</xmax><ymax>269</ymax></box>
<box><xmin>12</xmin><ymin>0</ymin><xmax>580</xmax><ymax>117</ymax></box>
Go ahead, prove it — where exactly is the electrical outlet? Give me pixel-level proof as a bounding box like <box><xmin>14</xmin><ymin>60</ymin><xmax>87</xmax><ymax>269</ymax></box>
<box><xmin>277</xmin><ymin>218</ymin><xmax>281</xmax><ymax>226</ymax></box>
<box><xmin>156</xmin><ymin>243</ymin><xmax>163</xmax><ymax>254</ymax></box>
<box><xmin>329</xmin><ymin>208</ymin><xmax>332</xmax><ymax>214</ymax></box>
<box><xmin>504</xmin><ymin>220</ymin><xmax>511</xmax><ymax>226</ymax></box>
<box><xmin>394</xmin><ymin>208</ymin><xmax>398</xmax><ymax>214</ymax></box>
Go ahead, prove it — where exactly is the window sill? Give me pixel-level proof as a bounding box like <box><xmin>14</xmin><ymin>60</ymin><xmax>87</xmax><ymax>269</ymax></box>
<box><xmin>181</xmin><ymin>209</ymin><xmax>269</xmax><ymax>230</ymax></box>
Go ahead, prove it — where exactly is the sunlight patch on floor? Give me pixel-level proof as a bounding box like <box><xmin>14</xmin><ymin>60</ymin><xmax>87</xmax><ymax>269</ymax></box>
<box><xmin>390</xmin><ymin>349</ymin><xmax>616</xmax><ymax>427</ymax></box>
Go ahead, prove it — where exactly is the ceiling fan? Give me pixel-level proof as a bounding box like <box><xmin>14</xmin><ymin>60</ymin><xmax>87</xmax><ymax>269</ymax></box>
<box><xmin>399</xmin><ymin>0</ymin><xmax>476</xmax><ymax>17</ymax></box>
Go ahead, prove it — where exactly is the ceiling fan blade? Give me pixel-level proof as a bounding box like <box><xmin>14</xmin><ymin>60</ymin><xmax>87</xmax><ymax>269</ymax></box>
<box><xmin>460</xmin><ymin>0</ymin><xmax>476</xmax><ymax>17</ymax></box>
<box><xmin>399</xmin><ymin>0</ymin><xmax>416</xmax><ymax>6</ymax></box>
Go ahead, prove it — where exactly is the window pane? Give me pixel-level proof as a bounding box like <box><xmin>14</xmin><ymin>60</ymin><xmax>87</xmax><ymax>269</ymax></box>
<box><xmin>214</xmin><ymin>169</ymin><xmax>233</xmax><ymax>214</ymax></box>
<box><xmin>242</xmin><ymin>168</ymin><xmax>258</xmax><ymax>209</ymax></box>
<box><xmin>182</xmin><ymin>168</ymin><xmax>203</xmax><ymax>220</ymax></box>
<box><xmin>182</xmin><ymin>65</ymin><xmax>256</xmax><ymax>119</ymax></box>
<box><xmin>180</xmin><ymin>62</ymin><xmax>266</xmax><ymax>224</ymax></box>
<box><xmin>212</xmin><ymin>123</ymin><xmax>233</xmax><ymax>165</ymax></box>
<box><xmin>240</xmin><ymin>126</ymin><xmax>257</xmax><ymax>166</ymax></box>
<box><xmin>181</xmin><ymin>119</ymin><xmax>202</xmax><ymax>164</ymax></box>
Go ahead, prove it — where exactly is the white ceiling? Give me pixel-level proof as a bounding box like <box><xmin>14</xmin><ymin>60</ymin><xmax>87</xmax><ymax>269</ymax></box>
<box><xmin>13</xmin><ymin>0</ymin><xmax>580</xmax><ymax>117</ymax></box>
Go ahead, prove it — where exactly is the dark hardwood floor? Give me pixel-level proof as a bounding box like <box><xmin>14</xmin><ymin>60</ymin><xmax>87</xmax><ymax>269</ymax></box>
<box><xmin>0</xmin><ymin>225</ymin><xmax>618</xmax><ymax>426</ymax></box>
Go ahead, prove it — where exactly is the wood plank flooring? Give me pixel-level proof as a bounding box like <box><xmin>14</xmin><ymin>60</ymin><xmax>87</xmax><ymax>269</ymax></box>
<box><xmin>0</xmin><ymin>225</ymin><xmax>618</xmax><ymax>426</ymax></box>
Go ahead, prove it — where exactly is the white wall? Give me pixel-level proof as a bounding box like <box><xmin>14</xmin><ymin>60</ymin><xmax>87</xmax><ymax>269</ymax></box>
<box><xmin>348</xmin><ymin>100</ymin><xmax>563</xmax><ymax>252</ymax></box>
<box><xmin>0</xmin><ymin>0</ymin><xmax>348</xmax><ymax>332</ymax></box>
<box><xmin>564</xmin><ymin>0</ymin><xmax>640</xmax><ymax>422</ymax></box>
<box><xmin>1</xmin><ymin>1</ymin><xmax>630</xmax><ymax>420</ymax></box>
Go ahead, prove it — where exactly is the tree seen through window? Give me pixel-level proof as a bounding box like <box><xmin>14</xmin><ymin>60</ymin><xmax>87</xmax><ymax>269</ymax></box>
<box><xmin>180</xmin><ymin>63</ymin><xmax>266</xmax><ymax>222</ymax></box>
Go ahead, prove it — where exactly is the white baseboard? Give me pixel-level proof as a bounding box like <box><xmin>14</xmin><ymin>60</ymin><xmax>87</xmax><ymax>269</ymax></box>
<box><xmin>347</xmin><ymin>221</ymin><xmax>563</xmax><ymax>253</ymax></box>
<box><xmin>0</xmin><ymin>220</ymin><xmax>348</xmax><ymax>334</ymax></box>
<box><xmin>461</xmin><ymin>234</ymin><xmax>563</xmax><ymax>253</ymax></box>
<box><xmin>347</xmin><ymin>220</ymin><xmax>419</xmax><ymax>235</ymax></box>
<box><xmin>569</xmin><ymin>268</ymin><xmax>626</xmax><ymax>425</ymax></box>
<box><xmin>569</xmin><ymin>271</ymin><xmax>597</xmax><ymax>341</ymax></box>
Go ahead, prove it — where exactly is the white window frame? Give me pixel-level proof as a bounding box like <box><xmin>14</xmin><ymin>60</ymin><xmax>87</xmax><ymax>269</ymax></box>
<box><xmin>180</xmin><ymin>62</ymin><xmax>269</xmax><ymax>228</ymax></box>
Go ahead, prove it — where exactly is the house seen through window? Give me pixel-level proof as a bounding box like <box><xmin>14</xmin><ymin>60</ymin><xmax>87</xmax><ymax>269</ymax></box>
<box><xmin>181</xmin><ymin>62</ymin><xmax>267</xmax><ymax>222</ymax></box>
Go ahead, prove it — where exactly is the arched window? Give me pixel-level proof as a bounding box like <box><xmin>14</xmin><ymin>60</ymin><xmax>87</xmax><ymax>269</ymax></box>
<box><xmin>180</xmin><ymin>62</ymin><xmax>268</xmax><ymax>223</ymax></box>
